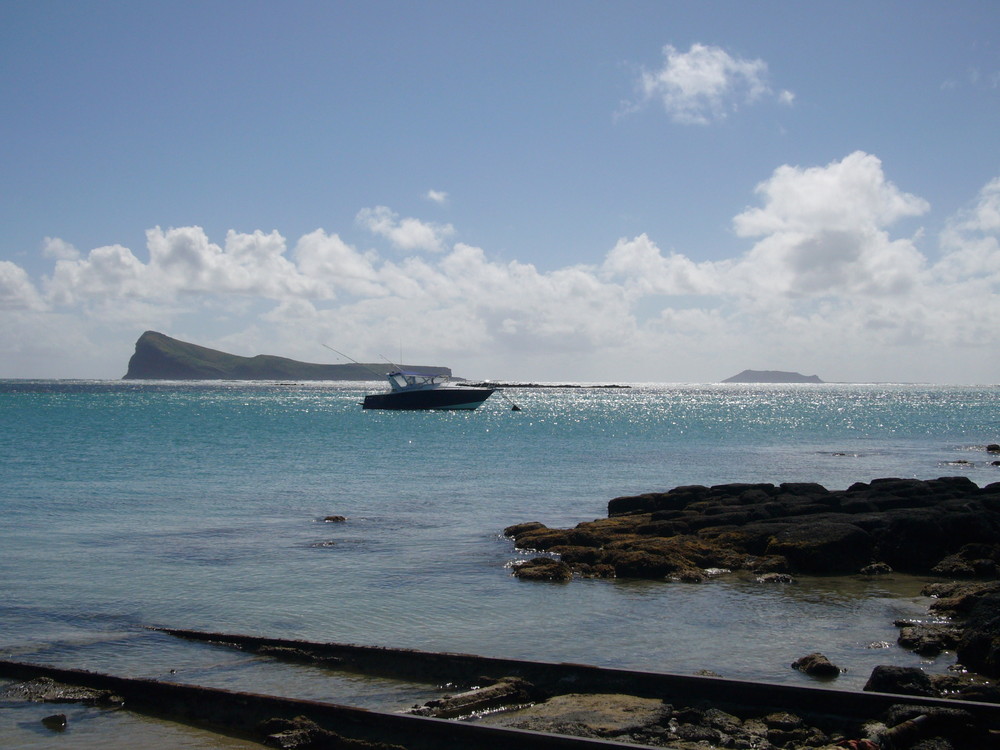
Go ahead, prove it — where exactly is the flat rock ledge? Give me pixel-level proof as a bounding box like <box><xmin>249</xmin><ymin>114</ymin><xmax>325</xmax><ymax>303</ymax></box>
<box><xmin>504</xmin><ymin>477</ymin><xmax>1000</xmax><ymax>583</ymax></box>
<box><xmin>474</xmin><ymin>692</ymin><xmax>989</xmax><ymax>749</ymax></box>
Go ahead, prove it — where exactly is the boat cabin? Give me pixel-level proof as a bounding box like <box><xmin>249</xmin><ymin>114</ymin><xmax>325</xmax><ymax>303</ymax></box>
<box><xmin>387</xmin><ymin>371</ymin><xmax>449</xmax><ymax>391</ymax></box>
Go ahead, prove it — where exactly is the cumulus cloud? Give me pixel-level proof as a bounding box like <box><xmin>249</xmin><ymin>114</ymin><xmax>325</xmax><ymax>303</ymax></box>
<box><xmin>45</xmin><ymin>244</ymin><xmax>151</xmax><ymax>306</ymax></box>
<box><xmin>0</xmin><ymin>261</ymin><xmax>46</xmax><ymax>310</ymax></box>
<box><xmin>425</xmin><ymin>189</ymin><xmax>448</xmax><ymax>204</ymax></box>
<box><xmin>602</xmin><ymin>234</ymin><xmax>726</xmax><ymax>297</ymax></box>
<box><xmin>731</xmin><ymin>151</ymin><xmax>930</xmax><ymax>298</ymax></box>
<box><xmin>632</xmin><ymin>43</ymin><xmax>793</xmax><ymax>124</ymax></box>
<box><xmin>4</xmin><ymin>152</ymin><xmax>999</xmax><ymax>382</ymax></box>
<box><xmin>147</xmin><ymin>227</ymin><xmax>326</xmax><ymax>298</ymax></box>
<box><xmin>293</xmin><ymin>229</ymin><xmax>384</xmax><ymax>298</ymax></box>
<box><xmin>935</xmin><ymin>177</ymin><xmax>1000</xmax><ymax>282</ymax></box>
<box><xmin>356</xmin><ymin>206</ymin><xmax>455</xmax><ymax>253</ymax></box>
<box><xmin>42</xmin><ymin>237</ymin><xmax>80</xmax><ymax>261</ymax></box>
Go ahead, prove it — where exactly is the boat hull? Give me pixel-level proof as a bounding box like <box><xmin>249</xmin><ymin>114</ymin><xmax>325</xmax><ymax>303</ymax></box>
<box><xmin>363</xmin><ymin>387</ymin><xmax>495</xmax><ymax>410</ymax></box>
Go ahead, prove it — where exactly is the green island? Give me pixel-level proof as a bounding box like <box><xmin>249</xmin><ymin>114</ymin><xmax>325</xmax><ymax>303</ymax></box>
<box><xmin>122</xmin><ymin>331</ymin><xmax>449</xmax><ymax>381</ymax></box>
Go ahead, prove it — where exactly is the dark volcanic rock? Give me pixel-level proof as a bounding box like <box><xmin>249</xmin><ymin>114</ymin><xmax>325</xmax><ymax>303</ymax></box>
<box><xmin>41</xmin><ymin>714</ymin><xmax>67</xmax><ymax>731</ymax></box>
<box><xmin>864</xmin><ymin>665</ymin><xmax>937</xmax><ymax>697</ymax></box>
<box><xmin>932</xmin><ymin>543</ymin><xmax>1000</xmax><ymax>578</ymax></box>
<box><xmin>506</xmin><ymin>477</ymin><xmax>1000</xmax><ymax>581</ymax></box>
<box><xmin>791</xmin><ymin>652</ymin><xmax>841</xmax><ymax>678</ymax></box>
<box><xmin>765</xmin><ymin>520</ymin><xmax>873</xmax><ymax>574</ymax></box>
<box><xmin>896</xmin><ymin>623</ymin><xmax>963</xmax><ymax>656</ymax></box>
<box><xmin>956</xmin><ymin>592</ymin><xmax>1000</xmax><ymax>677</ymax></box>
<box><xmin>511</xmin><ymin>557</ymin><xmax>572</xmax><ymax>582</ymax></box>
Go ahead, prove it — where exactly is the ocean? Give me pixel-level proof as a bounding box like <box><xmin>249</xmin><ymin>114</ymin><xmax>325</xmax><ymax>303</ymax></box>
<box><xmin>1</xmin><ymin>380</ymin><xmax>998</xmax><ymax>747</ymax></box>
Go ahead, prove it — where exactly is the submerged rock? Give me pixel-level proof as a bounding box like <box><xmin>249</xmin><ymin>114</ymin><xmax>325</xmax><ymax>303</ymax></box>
<box><xmin>791</xmin><ymin>652</ymin><xmax>841</xmax><ymax>679</ymax></box>
<box><xmin>41</xmin><ymin>714</ymin><xmax>67</xmax><ymax>731</ymax></box>
<box><xmin>511</xmin><ymin>557</ymin><xmax>572</xmax><ymax>582</ymax></box>
<box><xmin>895</xmin><ymin>622</ymin><xmax>962</xmax><ymax>657</ymax></box>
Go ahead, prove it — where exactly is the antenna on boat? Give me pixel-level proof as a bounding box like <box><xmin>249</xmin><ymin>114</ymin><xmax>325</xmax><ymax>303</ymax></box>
<box><xmin>322</xmin><ymin>344</ymin><xmax>386</xmax><ymax>380</ymax></box>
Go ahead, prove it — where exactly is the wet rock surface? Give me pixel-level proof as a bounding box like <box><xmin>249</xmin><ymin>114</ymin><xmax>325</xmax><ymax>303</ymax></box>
<box><xmin>406</xmin><ymin>677</ymin><xmax>537</xmax><ymax>718</ymax></box>
<box><xmin>477</xmin><ymin>693</ymin><xmax>670</xmax><ymax>737</ymax></box>
<box><xmin>791</xmin><ymin>652</ymin><xmax>841</xmax><ymax>679</ymax></box>
<box><xmin>507</xmin><ymin>475</ymin><xmax>1000</xmax><ymax>709</ymax></box>
<box><xmin>505</xmin><ymin>477</ymin><xmax>1000</xmax><ymax>580</ymax></box>
<box><xmin>473</xmin><ymin>692</ymin><xmax>991</xmax><ymax>749</ymax></box>
<box><xmin>41</xmin><ymin>713</ymin><xmax>67</xmax><ymax>731</ymax></box>
<box><xmin>259</xmin><ymin>716</ymin><xmax>403</xmax><ymax>749</ymax></box>
<box><xmin>922</xmin><ymin>581</ymin><xmax>1000</xmax><ymax>679</ymax></box>
<box><xmin>0</xmin><ymin>676</ymin><xmax>123</xmax><ymax>706</ymax></box>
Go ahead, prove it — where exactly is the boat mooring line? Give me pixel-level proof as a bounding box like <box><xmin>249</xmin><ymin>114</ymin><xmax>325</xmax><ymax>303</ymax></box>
<box><xmin>496</xmin><ymin>388</ymin><xmax>522</xmax><ymax>411</ymax></box>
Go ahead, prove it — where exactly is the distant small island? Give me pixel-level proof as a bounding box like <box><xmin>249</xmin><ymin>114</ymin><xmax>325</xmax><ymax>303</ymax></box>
<box><xmin>123</xmin><ymin>331</ymin><xmax>450</xmax><ymax>381</ymax></box>
<box><xmin>722</xmin><ymin>369</ymin><xmax>823</xmax><ymax>384</ymax></box>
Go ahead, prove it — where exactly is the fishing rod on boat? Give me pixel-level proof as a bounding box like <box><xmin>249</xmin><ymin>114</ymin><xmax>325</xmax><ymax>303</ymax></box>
<box><xmin>322</xmin><ymin>344</ymin><xmax>387</xmax><ymax>380</ymax></box>
<box><xmin>378</xmin><ymin>353</ymin><xmax>405</xmax><ymax>372</ymax></box>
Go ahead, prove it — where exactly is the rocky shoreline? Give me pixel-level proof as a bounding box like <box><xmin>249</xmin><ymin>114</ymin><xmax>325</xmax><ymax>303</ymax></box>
<box><xmin>505</xmin><ymin>475</ymin><xmax>1000</xmax><ymax>583</ymax></box>
<box><xmin>505</xmin><ymin>475</ymin><xmax>1000</xmax><ymax>704</ymax></box>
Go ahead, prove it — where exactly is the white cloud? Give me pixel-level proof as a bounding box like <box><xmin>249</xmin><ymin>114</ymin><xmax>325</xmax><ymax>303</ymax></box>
<box><xmin>731</xmin><ymin>151</ymin><xmax>930</xmax><ymax>298</ymax></box>
<box><xmin>147</xmin><ymin>226</ymin><xmax>326</xmax><ymax>299</ymax></box>
<box><xmin>425</xmin><ymin>189</ymin><xmax>448</xmax><ymax>204</ymax></box>
<box><xmin>356</xmin><ymin>206</ymin><xmax>455</xmax><ymax>253</ymax></box>
<box><xmin>633</xmin><ymin>43</ymin><xmax>792</xmax><ymax>125</ymax></box>
<box><xmin>42</xmin><ymin>237</ymin><xmax>80</xmax><ymax>261</ymax></box>
<box><xmin>935</xmin><ymin>177</ymin><xmax>1000</xmax><ymax>283</ymax></box>
<box><xmin>293</xmin><ymin>229</ymin><xmax>385</xmax><ymax>298</ymax></box>
<box><xmin>602</xmin><ymin>233</ymin><xmax>725</xmax><ymax>297</ymax></box>
<box><xmin>4</xmin><ymin>154</ymin><xmax>1000</xmax><ymax>383</ymax></box>
<box><xmin>45</xmin><ymin>244</ymin><xmax>151</xmax><ymax>305</ymax></box>
<box><xmin>0</xmin><ymin>261</ymin><xmax>46</xmax><ymax>310</ymax></box>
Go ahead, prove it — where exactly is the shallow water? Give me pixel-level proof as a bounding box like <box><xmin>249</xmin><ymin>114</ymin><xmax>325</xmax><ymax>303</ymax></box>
<box><xmin>1</xmin><ymin>380</ymin><xmax>998</xmax><ymax>746</ymax></box>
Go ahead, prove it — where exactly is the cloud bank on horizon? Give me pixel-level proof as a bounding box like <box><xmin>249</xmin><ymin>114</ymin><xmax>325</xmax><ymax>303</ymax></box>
<box><xmin>3</xmin><ymin>149</ymin><xmax>998</xmax><ymax>383</ymax></box>
<box><xmin>1</xmin><ymin>31</ymin><xmax>998</xmax><ymax>383</ymax></box>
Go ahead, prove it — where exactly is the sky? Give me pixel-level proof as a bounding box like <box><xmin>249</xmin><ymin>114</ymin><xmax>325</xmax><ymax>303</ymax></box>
<box><xmin>1</xmin><ymin>1</ymin><xmax>998</xmax><ymax>383</ymax></box>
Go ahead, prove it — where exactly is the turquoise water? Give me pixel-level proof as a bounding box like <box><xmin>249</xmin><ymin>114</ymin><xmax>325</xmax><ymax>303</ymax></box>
<box><xmin>1</xmin><ymin>380</ymin><xmax>999</xmax><ymax>745</ymax></box>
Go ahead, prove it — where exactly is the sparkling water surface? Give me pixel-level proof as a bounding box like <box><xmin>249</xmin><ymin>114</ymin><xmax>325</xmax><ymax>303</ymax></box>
<box><xmin>1</xmin><ymin>380</ymin><xmax>998</xmax><ymax>746</ymax></box>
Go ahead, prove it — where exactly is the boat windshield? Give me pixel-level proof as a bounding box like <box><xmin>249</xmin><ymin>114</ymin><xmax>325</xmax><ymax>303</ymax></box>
<box><xmin>388</xmin><ymin>372</ymin><xmax>447</xmax><ymax>390</ymax></box>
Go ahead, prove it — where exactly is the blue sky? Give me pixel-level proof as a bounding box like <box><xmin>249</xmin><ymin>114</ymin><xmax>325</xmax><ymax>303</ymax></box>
<box><xmin>2</xmin><ymin>0</ymin><xmax>998</xmax><ymax>382</ymax></box>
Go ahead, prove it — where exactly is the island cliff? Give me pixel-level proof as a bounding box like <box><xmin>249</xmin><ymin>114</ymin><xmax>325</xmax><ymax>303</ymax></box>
<box><xmin>723</xmin><ymin>369</ymin><xmax>823</xmax><ymax>384</ymax></box>
<box><xmin>123</xmin><ymin>331</ymin><xmax>450</xmax><ymax>381</ymax></box>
